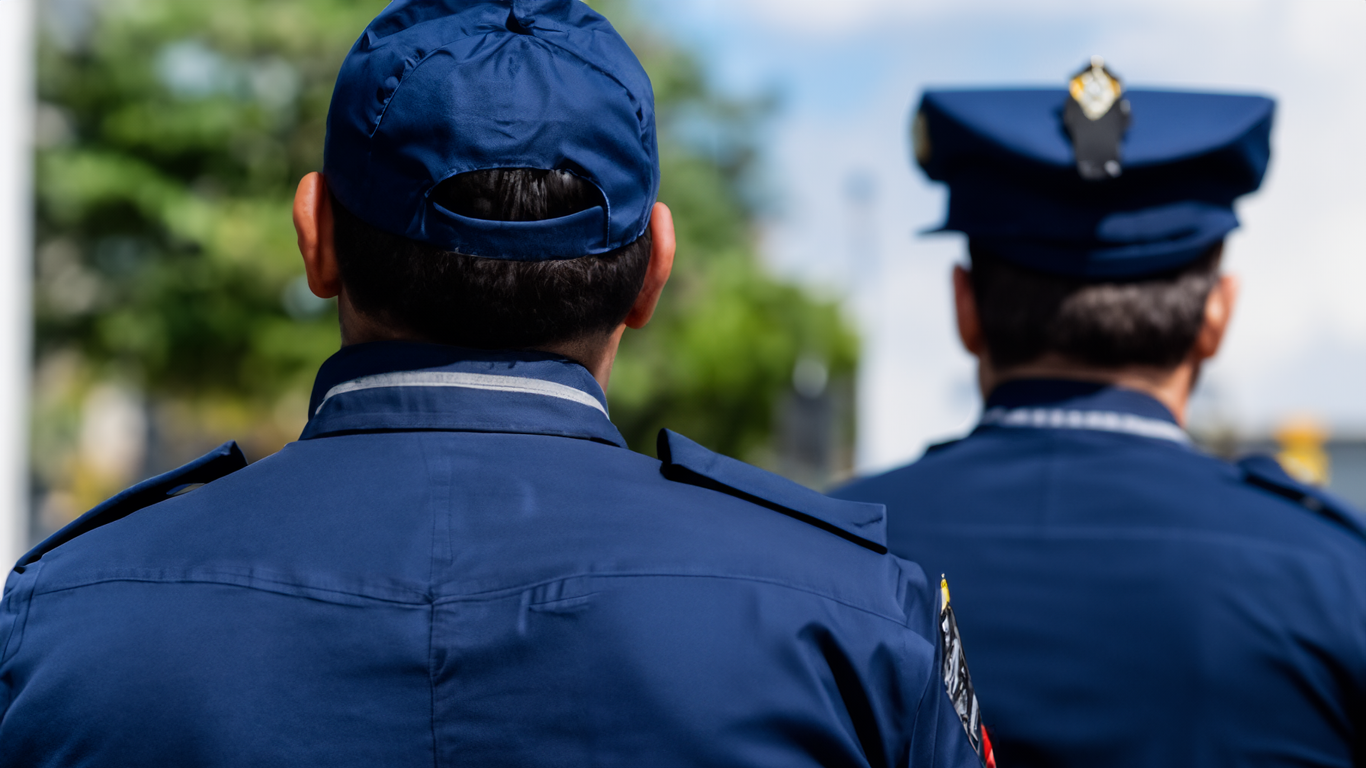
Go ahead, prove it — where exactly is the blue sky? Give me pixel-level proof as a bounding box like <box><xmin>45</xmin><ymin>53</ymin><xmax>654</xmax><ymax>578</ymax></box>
<box><xmin>637</xmin><ymin>0</ymin><xmax>1366</xmax><ymax>472</ymax></box>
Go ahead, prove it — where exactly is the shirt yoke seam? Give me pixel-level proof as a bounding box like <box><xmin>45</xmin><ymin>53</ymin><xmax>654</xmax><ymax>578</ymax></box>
<box><xmin>26</xmin><ymin>570</ymin><xmax>917</xmax><ymax>628</ymax></box>
<box><xmin>32</xmin><ymin>576</ymin><xmax>431</xmax><ymax>606</ymax></box>
<box><xmin>430</xmin><ymin>570</ymin><xmax>917</xmax><ymax>628</ymax></box>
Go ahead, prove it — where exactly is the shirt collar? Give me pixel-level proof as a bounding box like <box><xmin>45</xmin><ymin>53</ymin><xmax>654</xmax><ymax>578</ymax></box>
<box><xmin>301</xmin><ymin>341</ymin><xmax>627</xmax><ymax>448</ymax></box>
<box><xmin>976</xmin><ymin>378</ymin><xmax>1190</xmax><ymax>445</ymax></box>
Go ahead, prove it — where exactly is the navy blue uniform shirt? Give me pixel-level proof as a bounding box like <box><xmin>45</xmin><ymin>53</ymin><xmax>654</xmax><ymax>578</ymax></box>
<box><xmin>836</xmin><ymin>380</ymin><xmax>1366</xmax><ymax>768</ymax></box>
<box><xmin>1</xmin><ymin>343</ymin><xmax>981</xmax><ymax>768</ymax></box>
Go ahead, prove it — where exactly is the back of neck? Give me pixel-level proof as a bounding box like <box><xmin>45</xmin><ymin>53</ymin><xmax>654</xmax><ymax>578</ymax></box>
<box><xmin>981</xmin><ymin>354</ymin><xmax>1197</xmax><ymax>426</ymax></box>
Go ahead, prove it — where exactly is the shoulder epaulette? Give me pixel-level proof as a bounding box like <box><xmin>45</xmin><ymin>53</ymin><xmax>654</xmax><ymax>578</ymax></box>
<box><xmin>656</xmin><ymin>429</ymin><xmax>887</xmax><ymax>553</ymax></box>
<box><xmin>1237</xmin><ymin>454</ymin><xmax>1366</xmax><ymax>544</ymax></box>
<box><xmin>923</xmin><ymin>438</ymin><xmax>963</xmax><ymax>456</ymax></box>
<box><xmin>16</xmin><ymin>442</ymin><xmax>248</xmax><ymax>571</ymax></box>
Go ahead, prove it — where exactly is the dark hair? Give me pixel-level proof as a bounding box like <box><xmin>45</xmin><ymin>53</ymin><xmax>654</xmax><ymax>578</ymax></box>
<box><xmin>332</xmin><ymin>169</ymin><xmax>652</xmax><ymax>350</ymax></box>
<box><xmin>968</xmin><ymin>240</ymin><xmax>1223</xmax><ymax>369</ymax></box>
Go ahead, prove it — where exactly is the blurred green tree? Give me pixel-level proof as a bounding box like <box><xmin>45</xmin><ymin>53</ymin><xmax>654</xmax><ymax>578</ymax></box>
<box><xmin>32</xmin><ymin>0</ymin><xmax>858</xmax><ymax>519</ymax></box>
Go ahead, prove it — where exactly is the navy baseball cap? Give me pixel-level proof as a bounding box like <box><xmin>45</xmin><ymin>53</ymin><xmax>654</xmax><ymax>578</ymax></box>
<box><xmin>323</xmin><ymin>0</ymin><xmax>659</xmax><ymax>261</ymax></box>
<box><xmin>913</xmin><ymin>60</ymin><xmax>1275</xmax><ymax>278</ymax></box>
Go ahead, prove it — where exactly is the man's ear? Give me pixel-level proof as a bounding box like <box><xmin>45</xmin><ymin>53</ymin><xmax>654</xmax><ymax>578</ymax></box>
<box><xmin>953</xmin><ymin>264</ymin><xmax>988</xmax><ymax>358</ymax></box>
<box><xmin>623</xmin><ymin>202</ymin><xmax>675</xmax><ymax>329</ymax></box>
<box><xmin>293</xmin><ymin>172</ymin><xmax>341</xmax><ymax>300</ymax></box>
<box><xmin>1192</xmin><ymin>272</ymin><xmax>1239</xmax><ymax>362</ymax></box>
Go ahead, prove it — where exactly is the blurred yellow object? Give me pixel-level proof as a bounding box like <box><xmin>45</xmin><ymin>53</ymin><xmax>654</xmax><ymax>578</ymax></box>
<box><xmin>1275</xmin><ymin>415</ymin><xmax>1331</xmax><ymax>487</ymax></box>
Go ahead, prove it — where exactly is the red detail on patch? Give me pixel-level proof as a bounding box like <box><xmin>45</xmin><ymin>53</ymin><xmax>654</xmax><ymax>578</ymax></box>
<box><xmin>981</xmin><ymin>725</ymin><xmax>996</xmax><ymax>768</ymax></box>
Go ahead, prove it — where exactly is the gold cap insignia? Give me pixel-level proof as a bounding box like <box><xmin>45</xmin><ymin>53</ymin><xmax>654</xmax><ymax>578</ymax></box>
<box><xmin>1070</xmin><ymin>56</ymin><xmax>1123</xmax><ymax>121</ymax></box>
<box><xmin>1063</xmin><ymin>56</ymin><xmax>1131</xmax><ymax>180</ymax></box>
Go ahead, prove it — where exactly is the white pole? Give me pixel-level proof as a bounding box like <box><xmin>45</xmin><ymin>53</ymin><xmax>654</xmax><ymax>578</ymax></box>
<box><xmin>0</xmin><ymin>0</ymin><xmax>35</xmax><ymax>565</ymax></box>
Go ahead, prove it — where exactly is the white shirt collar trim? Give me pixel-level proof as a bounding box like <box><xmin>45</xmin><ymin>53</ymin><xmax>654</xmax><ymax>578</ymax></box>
<box><xmin>316</xmin><ymin>370</ymin><xmax>608</xmax><ymax>417</ymax></box>
<box><xmin>978</xmin><ymin>406</ymin><xmax>1190</xmax><ymax>445</ymax></box>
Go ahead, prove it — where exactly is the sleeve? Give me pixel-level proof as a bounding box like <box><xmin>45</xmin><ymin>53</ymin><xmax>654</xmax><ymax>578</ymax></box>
<box><xmin>908</xmin><ymin>671</ymin><xmax>987</xmax><ymax>768</ymax></box>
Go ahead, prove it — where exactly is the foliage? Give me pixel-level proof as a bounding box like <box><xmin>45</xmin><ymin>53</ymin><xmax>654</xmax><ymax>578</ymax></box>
<box><xmin>31</xmin><ymin>0</ymin><xmax>858</xmax><ymax>514</ymax></box>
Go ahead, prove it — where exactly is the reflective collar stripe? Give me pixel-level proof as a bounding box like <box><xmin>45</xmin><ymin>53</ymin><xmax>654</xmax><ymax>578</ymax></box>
<box><xmin>316</xmin><ymin>371</ymin><xmax>608</xmax><ymax>417</ymax></box>
<box><xmin>978</xmin><ymin>406</ymin><xmax>1190</xmax><ymax>445</ymax></box>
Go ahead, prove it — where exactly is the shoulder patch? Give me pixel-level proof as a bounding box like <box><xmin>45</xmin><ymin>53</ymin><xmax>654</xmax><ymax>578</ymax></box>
<box><xmin>16</xmin><ymin>442</ymin><xmax>248</xmax><ymax>571</ymax></box>
<box><xmin>1238</xmin><ymin>454</ymin><xmax>1366</xmax><ymax>544</ymax></box>
<box><xmin>657</xmin><ymin>429</ymin><xmax>887</xmax><ymax>553</ymax></box>
<box><xmin>939</xmin><ymin>577</ymin><xmax>994</xmax><ymax>768</ymax></box>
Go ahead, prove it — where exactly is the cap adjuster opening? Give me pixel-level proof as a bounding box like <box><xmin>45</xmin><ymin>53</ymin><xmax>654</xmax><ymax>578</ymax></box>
<box><xmin>425</xmin><ymin>202</ymin><xmax>610</xmax><ymax>261</ymax></box>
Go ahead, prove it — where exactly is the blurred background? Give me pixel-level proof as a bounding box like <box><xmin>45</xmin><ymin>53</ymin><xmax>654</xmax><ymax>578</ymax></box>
<box><xmin>2</xmin><ymin>0</ymin><xmax>1363</xmax><ymax>562</ymax></box>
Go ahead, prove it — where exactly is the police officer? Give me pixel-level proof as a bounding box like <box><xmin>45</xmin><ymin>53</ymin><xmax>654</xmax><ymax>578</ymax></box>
<box><xmin>836</xmin><ymin>59</ymin><xmax>1366</xmax><ymax>767</ymax></box>
<box><xmin>0</xmin><ymin>2</ymin><xmax>987</xmax><ymax>766</ymax></box>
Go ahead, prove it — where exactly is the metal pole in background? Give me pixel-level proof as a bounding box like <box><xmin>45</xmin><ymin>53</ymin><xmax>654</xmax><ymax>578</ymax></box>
<box><xmin>0</xmin><ymin>0</ymin><xmax>35</xmax><ymax>565</ymax></box>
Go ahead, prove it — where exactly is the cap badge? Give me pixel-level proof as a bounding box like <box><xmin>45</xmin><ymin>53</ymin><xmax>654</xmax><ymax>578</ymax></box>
<box><xmin>939</xmin><ymin>576</ymin><xmax>995</xmax><ymax>767</ymax></box>
<box><xmin>1070</xmin><ymin>56</ymin><xmax>1122</xmax><ymax>121</ymax></box>
<box><xmin>1063</xmin><ymin>56</ymin><xmax>1132</xmax><ymax>181</ymax></box>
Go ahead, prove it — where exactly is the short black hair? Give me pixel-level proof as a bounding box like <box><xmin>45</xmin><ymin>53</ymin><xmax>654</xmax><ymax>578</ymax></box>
<box><xmin>968</xmin><ymin>240</ymin><xmax>1223</xmax><ymax>370</ymax></box>
<box><xmin>332</xmin><ymin>169</ymin><xmax>652</xmax><ymax>350</ymax></box>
